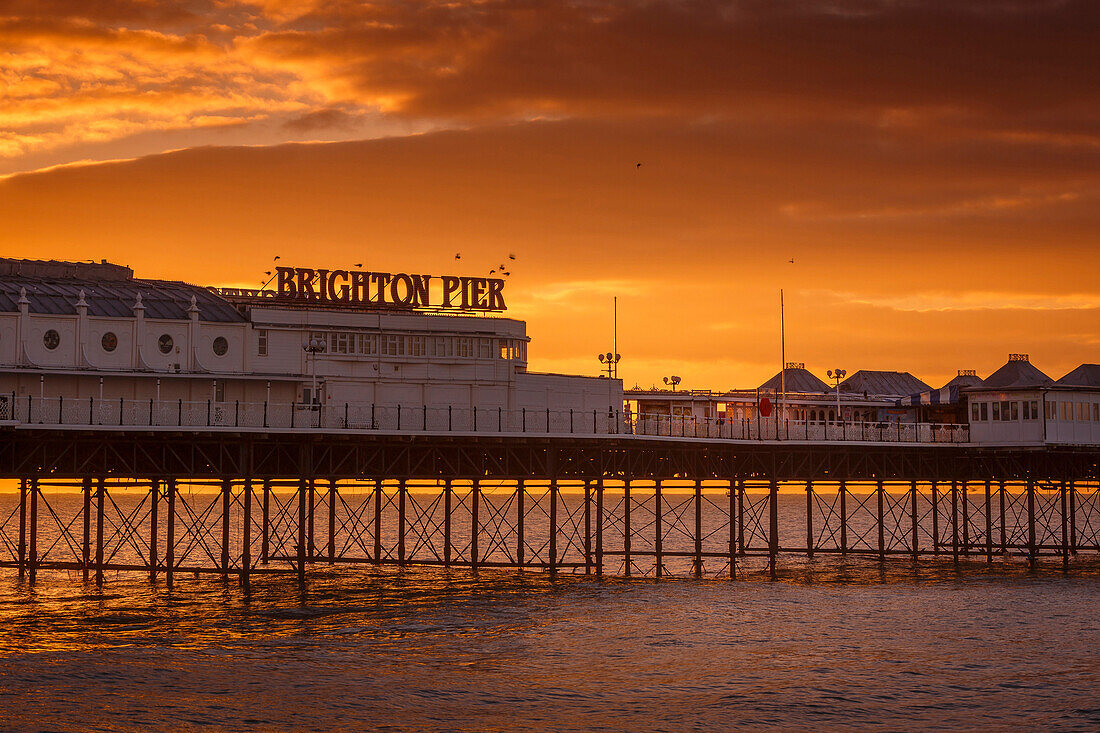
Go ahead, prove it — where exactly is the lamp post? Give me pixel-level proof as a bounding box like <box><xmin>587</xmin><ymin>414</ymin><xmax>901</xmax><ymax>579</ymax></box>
<box><xmin>827</xmin><ymin>368</ymin><xmax>846</xmax><ymax>423</ymax></box>
<box><xmin>598</xmin><ymin>352</ymin><xmax>621</xmax><ymax>427</ymax></box>
<box><xmin>303</xmin><ymin>337</ymin><xmax>327</xmax><ymax>410</ymax></box>
<box><xmin>662</xmin><ymin>375</ymin><xmax>681</xmax><ymax>391</ymax></box>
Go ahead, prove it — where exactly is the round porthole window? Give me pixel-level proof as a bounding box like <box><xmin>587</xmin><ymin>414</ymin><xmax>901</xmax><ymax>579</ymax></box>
<box><xmin>158</xmin><ymin>334</ymin><xmax>174</xmax><ymax>354</ymax></box>
<box><xmin>212</xmin><ymin>336</ymin><xmax>228</xmax><ymax>356</ymax></box>
<box><xmin>43</xmin><ymin>329</ymin><xmax>60</xmax><ymax>350</ymax></box>
<box><xmin>101</xmin><ymin>332</ymin><xmax>118</xmax><ymax>352</ymax></box>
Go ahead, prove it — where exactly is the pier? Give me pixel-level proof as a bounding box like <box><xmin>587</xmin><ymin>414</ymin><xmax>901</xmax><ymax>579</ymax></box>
<box><xmin>1</xmin><ymin>405</ymin><xmax>1096</xmax><ymax>586</ymax></box>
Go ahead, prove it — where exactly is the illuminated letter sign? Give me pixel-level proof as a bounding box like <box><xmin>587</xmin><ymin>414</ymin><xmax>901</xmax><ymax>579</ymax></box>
<box><xmin>273</xmin><ymin>266</ymin><xmax>506</xmax><ymax>312</ymax></box>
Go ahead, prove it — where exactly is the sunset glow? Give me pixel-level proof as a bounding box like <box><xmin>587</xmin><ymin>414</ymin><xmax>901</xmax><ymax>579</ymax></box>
<box><xmin>2</xmin><ymin>0</ymin><xmax>1097</xmax><ymax>388</ymax></box>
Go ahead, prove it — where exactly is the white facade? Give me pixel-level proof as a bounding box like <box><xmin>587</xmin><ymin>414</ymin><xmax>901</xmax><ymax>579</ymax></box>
<box><xmin>967</xmin><ymin>389</ymin><xmax>1100</xmax><ymax>446</ymax></box>
<box><xmin>0</xmin><ymin>259</ymin><xmax>621</xmax><ymax>422</ymax></box>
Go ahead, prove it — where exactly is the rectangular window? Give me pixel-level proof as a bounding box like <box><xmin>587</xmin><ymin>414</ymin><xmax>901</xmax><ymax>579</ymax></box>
<box><xmin>356</xmin><ymin>333</ymin><xmax>378</xmax><ymax>355</ymax></box>
<box><xmin>1093</xmin><ymin>403</ymin><xmax>1099</xmax><ymax>422</ymax></box>
<box><xmin>478</xmin><ymin>337</ymin><xmax>492</xmax><ymax>359</ymax></box>
<box><xmin>257</xmin><ymin>329</ymin><xmax>268</xmax><ymax>356</ymax></box>
<box><xmin>331</xmin><ymin>332</ymin><xmax>350</xmax><ymax>354</ymax></box>
<box><xmin>214</xmin><ymin>382</ymin><xmax>225</xmax><ymax>403</ymax></box>
<box><xmin>433</xmin><ymin>336</ymin><xmax>453</xmax><ymax>357</ymax></box>
<box><xmin>1061</xmin><ymin>401</ymin><xmax>1069</xmax><ymax>420</ymax></box>
<box><xmin>1023</xmin><ymin>400</ymin><xmax>1037</xmax><ymax>420</ymax></box>
<box><xmin>971</xmin><ymin>402</ymin><xmax>980</xmax><ymax>421</ymax></box>
<box><xmin>992</xmin><ymin>402</ymin><xmax>1000</xmax><ymax>421</ymax></box>
<box><xmin>407</xmin><ymin>336</ymin><xmax>426</xmax><ymax>357</ymax></box>
<box><xmin>980</xmin><ymin>402</ymin><xmax>988</xmax><ymax>421</ymax></box>
<box><xmin>1045</xmin><ymin>400</ymin><xmax>1054</xmax><ymax>420</ymax></box>
<box><xmin>1010</xmin><ymin>401</ymin><xmax>1019</xmax><ymax>420</ymax></box>
<box><xmin>383</xmin><ymin>334</ymin><xmax>404</xmax><ymax>356</ymax></box>
<box><xmin>456</xmin><ymin>337</ymin><xmax>473</xmax><ymax>358</ymax></box>
<box><xmin>498</xmin><ymin>340</ymin><xmax>511</xmax><ymax>359</ymax></box>
<box><xmin>1077</xmin><ymin>402</ymin><xmax>1086</xmax><ymax>421</ymax></box>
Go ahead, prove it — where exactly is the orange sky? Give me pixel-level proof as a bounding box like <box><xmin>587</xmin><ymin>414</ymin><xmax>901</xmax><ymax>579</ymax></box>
<box><xmin>1</xmin><ymin>0</ymin><xmax>1097</xmax><ymax>389</ymax></box>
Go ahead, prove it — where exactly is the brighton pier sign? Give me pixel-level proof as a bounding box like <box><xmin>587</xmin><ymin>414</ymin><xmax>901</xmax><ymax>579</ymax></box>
<box><xmin>219</xmin><ymin>266</ymin><xmax>507</xmax><ymax>312</ymax></box>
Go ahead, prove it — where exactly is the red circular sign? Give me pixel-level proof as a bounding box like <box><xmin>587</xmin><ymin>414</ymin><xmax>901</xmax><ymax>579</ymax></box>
<box><xmin>758</xmin><ymin>396</ymin><xmax>772</xmax><ymax>417</ymax></box>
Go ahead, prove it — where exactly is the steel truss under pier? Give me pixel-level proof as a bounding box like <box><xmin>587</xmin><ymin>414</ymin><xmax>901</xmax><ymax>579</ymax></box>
<box><xmin>0</xmin><ymin>430</ymin><xmax>1097</xmax><ymax>584</ymax></box>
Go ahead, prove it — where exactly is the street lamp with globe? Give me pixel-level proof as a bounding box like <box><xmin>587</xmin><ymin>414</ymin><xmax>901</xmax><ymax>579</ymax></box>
<box><xmin>303</xmin><ymin>337</ymin><xmax>327</xmax><ymax>410</ymax></box>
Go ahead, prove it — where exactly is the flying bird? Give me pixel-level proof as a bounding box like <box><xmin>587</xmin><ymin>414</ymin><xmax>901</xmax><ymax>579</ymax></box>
<box><xmin>503</xmin><ymin>271</ymin><xmax>510</xmax><ymax>277</ymax></box>
<box><xmin>788</xmin><ymin>258</ymin><xmax>795</xmax><ymax>264</ymax></box>
<box><xmin>489</xmin><ymin>269</ymin><xmax>496</xmax><ymax>275</ymax></box>
<box><xmin>353</xmin><ymin>263</ymin><xmax>363</xmax><ymax>268</ymax></box>
<box><xmin>455</xmin><ymin>253</ymin><xmax>461</xmax><ymax>260</ymax></box>
<box><xmin>636</xmin><ymin>162</ymin><xmax>642</xmax><ymax>168</ymax></box>
<box><xmin>508</xmin><ymin>253</ymin><xmax>515</xmax><ymax>260</ymax></box>
<box><xmin>274</xmin><ymin>255</ymin><xmax>280</xmax><ymax>261</ymax></box>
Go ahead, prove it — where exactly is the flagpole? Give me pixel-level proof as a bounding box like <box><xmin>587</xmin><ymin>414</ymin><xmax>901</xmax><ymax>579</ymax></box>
<box><xmin>780</xmin><ymin>289</ymin><xmax>786</xmax><ymax>421</ymax></box>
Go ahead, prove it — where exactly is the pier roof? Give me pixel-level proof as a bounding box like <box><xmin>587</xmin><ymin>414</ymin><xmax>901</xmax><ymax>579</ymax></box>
<box><xmin>1054</xmin><ymin>364</ymin><xmax>1100</xmax><ymax>388</ymax></box>
<box><xmin>979</xmin><ymin>357</ymin><xmax>1053</xmax><ymax>390</ymax></box>
<box><xmin>759</xmin><ymin>367</ymin><xmax>830</xmax><ymax>393</ymax></box>
<box><xmin>0</xmin><ymin>258</ymin><xmax>244</xmax><ymax>322</ymax></box>
<box><xmin>839</xmin><ymin>370</ymin><xmax>931</xmax><ymax>397</ymax></box>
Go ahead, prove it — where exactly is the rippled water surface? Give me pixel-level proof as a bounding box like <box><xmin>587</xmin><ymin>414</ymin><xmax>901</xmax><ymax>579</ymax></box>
<box><xmin>1</xmin><ymin>564</ymin><xmax>1098</xmax><ymax>731</ymax></box>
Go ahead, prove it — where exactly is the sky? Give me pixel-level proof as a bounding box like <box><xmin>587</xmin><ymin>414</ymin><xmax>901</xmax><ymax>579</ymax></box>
<box><xmin>1</xmin><ymin>0</ymin><xmax>1097</xmax><ymax>389</ymax></box>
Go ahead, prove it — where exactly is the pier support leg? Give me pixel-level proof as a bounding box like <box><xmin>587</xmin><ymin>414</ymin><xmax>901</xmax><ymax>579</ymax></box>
<box><xmin>728</xmin><ymin>478</ymin><xmax>736</xmax><ymax>579</ymax></box>
<box><xmin>1061</xmin><ymin>480</ymin><xmax>1069</xmax><ymax>572</ymax></box>
<box><xmin>398</xmin><ymin>479</ymin><xmax>406</xmax><ymax>567</ymax></box>
<box><xmin>805</xmin><ymin>481</ymin><xmax>814</xmax><ymax>560</ymax></box>
<box><xmin>595</xmin><ymin>479</ymin><xmax>604</xmax><ymax>577</ymax></box>
<box><xmin>768</xmin><ymin>479</ymin><xmax>778</xmax><ymax>580</ymax></box>
<box><xmin>444</xmin><ymin>479</ymin><xmax>453</xmax><ymax>568</ymax></box>
<box><xmin>1026</xmin><ymin>478</ymin><xmax>1036</xmax><ymax>569</ymax></box>
<box><xmin>623</xmin><ymin>480</ymin><xmax>632</xmax><ymax>577</ymax></box>
<box><xmin>82</xmin><ymin>477</ymin><xmax>91</xmax><ymax>581</ymax></box>
<box><xmin>242</xmin><ymin>478</ymin><xmax>252</xmax><ymax>592</ymax></box>
<box><xmin>840</xmin><ymin>480</ymin><xmax>848</xmax><ymax>556</ymax></box>
<box><xmin>261</xmin><ymin>479</ymin><xmax>270</xmax><ymax>565</ymax></box>
<box><xmin>221</xmin><ymin>478</ymin><xmax>231</xmax><ymax>582</ymax></box>
<box><xmin>166</xmin><ymin>479</ymin><xmax>175</xmax><ymax>588</ymax></box>
<box><xmin>17</xmin><ymin>479</ymin><xmax>25</xmax><ymax>580</ymax></box>
<box><xmin>654</xmin><ymin>480</ymin><xmax>663</xmax><ymax>578</ymax></box>
<box><xmin>28</xmin><ymin>478</ymin><xmax>37</xmax><ymax>585</ymax></box>
<box><xmin>584</xmin><ymin>480</ymin><xmax>592</xmax><ymax>575</ymax></box>
<box><xmin>694</xmin><ymin>479</ymin><xmax>703</xmax><ymax>578</ymax></box>
<box><xmin>910</xmin><ymin>480</ymin><xmax>919</xmax><ymax>562</ymax></box>
<box><xmin>950</xmin><ymin>480</ymin><xmax>959</xmax><ymax>565</ymax></box>
<box><xmin>515</xmin><ymin>479</ymin><xmax>523</xmax><ymax>568</ymax></box>
<box><xmin>549</xmin><ymin>479</ymin><xmax>558</xmax><ymax>576</ymax></box>
<box><xmin>328</xmin><ymin>480</ymin><xmax>336</xmax><ymax>565</ymax></box>
<box><xmin>307</xmin><ymin>479</ymin><xmax>316</xmax><ymax>562</ymax></box>
<box><xmin>931</xmin><ymin>482</ymin><xmax>940</xmax><ymax>555</ymax></box>
<box><xmin>297</xmin><ymin>476</ymin><xmax>307</xmax><ymax>587</ymax></box>
<box><xmin>149</xmin><ymin>480</ymin><xmax>158</xmax><ymax>582</ymax></box>
<box><xmin>373</xmin><ymin>479</ymin><xmax>382</xmax><ymax>564</ymax></box>
<box><xmin>1069</xmin><ymin>481</ymin><xmax>1077</xmax><ymax>556</ymax></box>
<box><xmin>95</xmin><ymin>477</ymin><xmax>105</xmax><ymax>587</ymax></box>
<box><xmin>962</xmin><ymin>481</ymin><xmax>970</xmax><ymax>558</ymax></box>
<box><xmin>470</xmin><ymin>480</ymin><xmax>479</xmax><ymax>570</ymax></box>
<box><xmin>985</xmin><ymin>480</ymin><xmax>993</xmax><ymax>564</ymax></box>
<box><xmin>737</xmin><ymin>480</ymin><xmax>745</xmax><ymax>556</ymax></box>
<box><xmin>999</xmin><ymin>480</ymin><xmax>1007</xmax><ymax>556</ymax></box>
<box><xmin>877</xmin><ymin>480</ymin><xmax>885</xmax><ymax>562</ymax></box>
